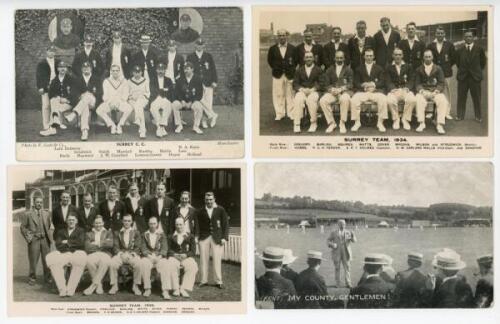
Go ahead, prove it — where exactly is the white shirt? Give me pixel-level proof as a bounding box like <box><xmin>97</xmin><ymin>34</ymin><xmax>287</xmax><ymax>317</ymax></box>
<box><xmin>84</xmin><ymin>47</ymin><xmax>92</xmax><ymax>57</ymax></box>
<box><xmin>186</xmin><ymin>75</ymin><xmax>192</xmax><ymax>83</ymax></box>
<box><xmin>129</xmin><ymin>196</ymin><xmax>139</xmax><ymax>212</ymax></box>
<box><xmin>175</xmin><ymin>232</ymin><xmax>186</xmax><ymax>245</ymax></box>
<box><xmin>206</xmin><ymin>206</ymin><xmax>214</xmax><ymax>219</ymax></box>
<box><xmin>278</xmin><ymin>43</ymin><xmax>287</xmax><ymax>58</ymax></box>
<box><xmin>356</xmin><ymin>35</ymin><xmax>366</xmax><ymax>51</ymax></box>
<box><xmin>61</xmin><ymin>205</ymin><xmax>69</xmax><ymax>221</ymax></box>
<box><xmin>382</xmin><ymin>29</ymin><xmax>392</xmax><ymax>45</ymax></box>
<box><xmin>107</xmin><ymin>200</ymin><xmax>115</xmax><ymax>212</ymax></box>
<box><xmin>195</xmin><ymin>50</ymin><xmax>203</xmax><ymax>59</ymax></box>
<box><xmin>442</xmin><ymin>275</ymin><xmax>458</xmax><ymax>285</ymax></box>
<box><xmin>305</xmin><ymin>64</ymin><xmax>313</xmax><ymax>78</ymax></box>
<box><xmin>335</xmin><ymin>64</ymin><xmax>343</xmax><ymax>78</ymax></box>
<box><xmin>83</xmin><ymin>74</ymin><xmax>91</xmax><ymax>86</ymax></box>
<box><xmin>365</xmin><ymin>62</ymin><xmax>373</xmax><ymax>75</ymax></box>
<box><xmin>433</xmin><ymin>38</ymin><xmax>446</xmax><ymax>53</ymax></box>
<box><xmin>424</xmin><ymin>63</ymin><xmax>434</xmax><ymax>76</ymax></box>
<box><xmin>148</xmin><ymin>231</ymin><xmax>158</xmax><ymax>248</ymax></box>
<box><xmin>67</xmin><ymin>227</ymin><xmax>75</xmax><ymax>237</ymax></box>
<box><xmin>47</xmin><ymin>58</ymin><xmax>56</xmax><ymax>81</ymax></box>
<box><xmin>93</xmin><ymin>228</ymin><xmax>103</xmax><ymax>246</ymax></box>
<box><xmin>84</xmin><ymin>206</ymin><xmax>91</xmax><ymax>218</ymax></box>
<box><xmin>157</xmin><ymin>198</ymin><xmax>164</xmax><ymax>215</ymax></box>
<box><xmin>394</xmin><ymin>63</ymin><xmax>402</xmax><ymax>75</ymax></box>
<box><xmin>366</xmin><ymin>274</ymin><xmax>380</xmax><ymax>280</ymax></box>
<box><xmin>179</xmin><ymin>205</ymin><xmax>189</xmax><ymax>217</ymax></box>
<box><xmin>158</xmin><ymin>77</ymin><xmax>164</xmax><ymax>89</ymax></box>
<box><xmin>466</xmin><ymin>43</ymin><xmax>474</xmax><ymax>51</ymax></box>
<box><xmin>332</xmin><ymin>40</ymin><xmax>340</xmax><ymax>51</ymax></box>
<box><xmin>304</xmin><ymin>43</ymin><xmax>313</xmax><ymax>52</ymax></box>
<box><xmin>408</xmin><ymin>38</ymin><xmax>416</xmax><ymax>50</ymax></box>
<box><xmin>166</xmin><ymin>51</ymin><xmax>176</xmax><ymax>81</ymax></box>
<box><xmin>58</xmin><ymin>75</ymin><xmax>65</xmax><ymax>83</ymax></box>
<box><xmin>122</xmin><ymin>228</ymin><xmax>131</xmax><ymax>247</ymax></box>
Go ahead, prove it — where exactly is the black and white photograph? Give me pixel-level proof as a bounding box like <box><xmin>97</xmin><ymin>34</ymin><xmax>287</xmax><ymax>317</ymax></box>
<box><xmin>252</xmin><ymin>6</ymin><xmax>493</xmax><ymax>157</ymax></box>
<box><xmin>7</xmin><ymin>165</ymin><xmax>246</xmax><ymax>315</ymax></box>
<box><xmin>15</xmin><ymin>7</ymin><xmax>244</xmax><ymax>160</ymax></box>
<box><xmin>254</xmin><ymin>162</ymin><xmax>493</xmax><ymax>309</ymax></box>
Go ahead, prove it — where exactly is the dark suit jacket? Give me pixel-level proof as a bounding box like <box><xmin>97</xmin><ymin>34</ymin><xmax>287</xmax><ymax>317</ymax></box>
<box><xmin>36</xmin><ymin>58</ymin><xmax>60</xmax><ymax>92</ymax></box>
<box><xmin>455</xmin><ymin>43</ymin><xmax>486</xmax><ymax>82</ymax></box>
<box><xmin>392</xmin><ymin>268</ymin><xmax>433</xmax><ymax>308</ymax></box>
<box><xmin>48</xmin><ymin>75</ymin><xmax>75</xmax><ymax>103</ymax></box>
<box><xmin>123</xmin><ymin>196</ymin><xmax>148</xmax><ymax>233</ymax></box>
<box><xmin>133</xmin><ymin>47</ymin><xmax>160</xmax><ymax>80</ymax></box>
<box><xmin>267</xmin><ymin>43</ymin><xmax>297</xmax><ymax>80</ymax></box>
<box><xmin>280</xmin><ymin>266</ymin><xmax>299</xmax><ymax>284</ymax></box>
<box><xmin>186</xmin><ymin>51</ymin><xmax>218</xmax><ymax>86</ymax></box>
<box><xmin>54</xmin><ymin>227</ymin><xmax>86</xmax><ymax>253</ymax></box>
<box><xmin>72</xmin><ymin>74</ymin><xmax>103</xmax><ymax>105</ymax></box>
<box><xmin>84</xmin><ymin>229</ymin><xmax>114</xmax><ymax>256</ymax></box>
<box><xmin>320</xmin><ymin>64</ymin><xmax>353</xmax><ymax>94</ymax></box>
<box><xmin>196</xmin><ymin>205</ymin><xmax>229</xmax><ymax>244</ymax></box>
<box><xmin>323</xmin><ymin>41</ymin><xmax>350</xmax><ymax>68</ymax></box>
<box><xmin>474</xmin><ymin>272</ymin><xmax>493</xmax><ymax>308</ymax></box>
<box><xmin>98</xmin><ymin>200</ymin><xmax>126</xmax><ymax>232</ymax></box>
<box><xmin>373</xmin><ymin>30</ymin><xmax>401</xmax><ymax>67</ymax></box>
<box><xmin>149</xmin><ymin>76</ymin><xmax>176</xmax><ymax>102</ymax></box>
<box><xmin>385</xmin><ymin>63</ymin><xmax>415</xmax><ymax>91</ymax></box>
<box><xmin>104</xmin><ymin>44</ymin><xmax>132</xmax><ymax>79</ymax></box>
<box><xmin>141</xmin><ymin>231</ymin><xmax>168</xmax><ymax>257</ymax></box>
<box><xmin>159</xmin><ymin>52</ymin><xmax>184</xmax><ymax>82</ymax></box>
<box><xmin>354</xmin><ymin>63</ymin><xmax>386</xmax><ymax>92</ymax></box>
<box><xmin>398</xmin><ymin>39</ymin><xmax>426</xmax><ymax>70</ymax></box>
<box><xmin>427</xmin><ymin>40</ymin><xmax>456</xmax><ymax>78</ymax></box>
<box><xmin>77</xmin><ymin>206</ymin><xmax>98</xmax><ymax>232</ymax></box>
<box><xmin>292</xmin><ymin>65</ymin><xmax>322</xmax><ymax>91</ymax></box>
<box><xmin>348</xmin><ymin>275</ymin><xmax>395</xmax><ymax>308</ymax></box>
<box><xmin>415</xmin><ymin>64</ymin><xmax>445</xmax><ymax>93</ymax></box>
<box><xmin>295</xmin><ymin>42</ymin><xmax>324</xmax><ymax>67</ymax></box>
<box><xmin>431</xmin><ymin>276</ymin><xmax>474</xmax><ymax>308</ymax></box>
<box><xmin>113</xmin><ymin>228</ymin><xmax>142</xmax><ymax>255</ymax></box>
<box><xmin>295</xmin><ymin>268</ymin><xmax>341</xmax><ymax>308</ymax></box>
<box><xmin>256</xmin><ymin>271</ymin><xmax>297</xmax><ymax>309</ymax></box>
<box><xmin>347</xmin><ymin>36</ymin><xmax>375</xmax><ymax>71</ymax></box>
<box><xmin>171</xmin><ymin>205</ymin><xmax>198</xmax><ymax>234</ymax></box>
<box><xmin>21</xmin><ymin>209</ymin><xmax>53</xmax><ymax>244</ymax></box>
<box><xmin>52</xmin><ymin>204</ymin><xmax>78</xmax><ymax>231</ymax></box>
<box><xmin>166</xmin><ymin>232</ymin><xmax>196</xmax><ymax>258</ymax></box>
<box><xmin>72</xmin><ymin>48</ymin><xmax>104</xmax><ymax>78</ymax></box>
<box><xmin>144</xmin><ymin>196</ymin><xmax>175</xmax><ymax>235</ymax></box>
<box><xmin>175</xmin><ymin>75</ymin><xmax>204</xmax><ymax>102</ymax></box>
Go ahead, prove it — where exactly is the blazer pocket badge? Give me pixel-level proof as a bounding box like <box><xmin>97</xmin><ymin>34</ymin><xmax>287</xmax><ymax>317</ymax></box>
<box><xmin>66</xmin><ymin>86</ymin><xmax>71</xmax><ymax>93</ymax></box>
<box><xmin>151</xmin><ymin>59</ymin><xmax>154</xmax><ymax>67</ymax></box>
<box><xmin>217</xmin><ymin>220</ymin><xmax>221</xmax><ymax>228</ymax></box>
<box><xmin>416</xmin><ymin>51</ymin><xmax>420</xmax><ymax>59</ymax></box>
<box><xmin>186</xmin><ymin>244</ymin><xmax>189</xmax><ymax>250</ymax></box>
<box><xmin>192</xmin><ymin>88</ymin><xmax>196</xmax><ymax>95</ymax></box>
<box><xmin>124</xmin><ymin>56</ymin><xmax>128</xmax><ymax>63</ymax></box>
<box><xmin>93</xmin><ymin>60</ymin><xmax>97</xmax><ymax>67</ymax></box>
<box><xmin>205</xmin><ymin>62</ymin><xmax>210</xmax><ymax>69</ymax></box>
<box><xmin>431</xmin><ymin>78</ymin><xmax>437</xmax><ymax>85</ymax></box>
<box><xmin>445</xmin><ymin>54</ymin><xmax>449</xmax><ymax>62</ymax></box>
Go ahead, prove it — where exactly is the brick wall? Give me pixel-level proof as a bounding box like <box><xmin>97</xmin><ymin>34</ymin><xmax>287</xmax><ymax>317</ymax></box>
<box><xmin>15</xmin><ymin>7</ymin><xmax>243</xmax><ymax>109</ymax></box>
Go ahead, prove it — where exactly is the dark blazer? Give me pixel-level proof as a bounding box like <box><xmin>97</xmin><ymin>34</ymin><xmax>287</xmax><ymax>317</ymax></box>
<box><xmin>175</xmin><ymin>75</ymin><xmax>204</xmax><ymax>102</ymax></box>
<box><xmin>256</xmin><ymin>271</ymin><xmax>297</xmax><ymax>309</ymax></box>
<box><xmin>171</xmin><ymin>205</ymin><xmax>198</xmax><ymax>234</ymax></box>
<box><xmin>48</xmin><ymin>75</ymin><xmax>75</xmax><ymax>103</ymax></box>
<box><xmin>98</xmin><ymin>199</ymin><xmax>126</xmax><ymax>232</ymax></box>
<box><xmin>295</xmin><ymin>268</ymin><xmax>341</xmax><ymax>308</ymax></box>
<box><xmin>323</xmin><ymin>41</ymin><xmax>350</xmax><ymax>68</ymax></box>
<box><xmin>373</xmin><ymin>30</ymin><xmax>401</xmax><ymax>67</ymax></box>
<box><xmin>133</xmin><ymin>47</ymin><xmax>160</xmax><ymax>80</ymax></box>
<box><xmin>54</xmin><ymin>227</ymin><xmax>86</xmax><ymax>253</ymax></box>
<box><xmin>36</xmin><ymin>58</ymin><xmax>60</xmax><ymax>92</ymax></box>
<box><xmin>292</xmin><ymin>65</ymin><xmax>322</xmax><ymax>91</ymax></box>
<box><xmin>186</xmin><ymin>51</ymin><xmax>218</xmax><ymax>86</ymax></box>
<box><xmin>320</xmin><ymin>64</ymin><xmax>353</xmax><ymax>94</ymax></box>
<box><xmin>280</xmin><ymin>266</ymin><xmax>299</xmax><ymax>284</ymax></box>
<box><xmin>149</xmin><ymin>76</ymin><xmax>176</xmax><ymax>102</ymax></box>
<box><xmin>474</xmin><ymin>272</ymin><xmax>493</xmax><ymax>308</ymax></box>
<box><xmin>112</xmin><ymin>228</ymin><xmax>142</xmax><ymax>255</ymax></box>
<box><xmin>104</xmin><ymin>44</ymin><xmax>132</xmax><ymax>79</ymax></box>
<box><xmin>72</xmin><ymin>48</ymin><xmax>104</xmax><ymax>78</ymax></box>
<box><xmin>455</xmin><ymin>43</ymin><xmax>486</xmax><ymax>82</ymax></box>
<box><xmin>398</xmin><ymin>39</ymin><xmax>426</xmax><ymax>70</ymax></box>
<box><xmin>267</xmin><ymin>43</ymin><xmax>297</xmax><ymax>80</ymax></box>
<box><xmin>141</xmin><ymin>231</ymin><xmax>168</xmax><ymax>257</ymax></box>
<box><xmin>415</xmin><ymin>64</ymin><xmax>445</xmax><ymax>93</ymax></box>
<box><xmin>72</xmin><ymin>74</ymin><xmax>103</xmax><ymax>105</ymax></box>
<box><xmin>144</xmin><ymin>196</ymin><xmax>175</xmax><ymax>235</ymax></box>
<box><xmin>431</xmin><ymin>276</ymin><xmax>474</xmax><ymax>308</ymax></box>
<box><xmin>392</xmin><ymin>268</ymin><xmax>433</xmax><ymax>308</ymax></box>
<box><xmin>354</xmin><ymin>63</ymin><xmax>386</xmax><ymax>92</ymax></box>
<box><xmin>123</xmin><ymin>196</ymin><xmax>148</xmax><ymax>233</ymax></box>
<box><xmin>20</xmin><ymin>208</ymin><xmax>53</xmax><ymax>244</ymax></box>
<box><xmin>167</xmin><ymin>232</ymin><xmax>196</xmax><ymax>258</ymax></box>
<box><xmin>76</xmin><ymin>206</ymin><xmax>98</xmax><ymax>232</ymax></box>
<box><xmin>196</xmin><ymin>205</ymin><xmax>229</xmax><ymax>244</ymax></box>
<box><xmin>427</xmin><ymin>40</ymin><xmax>456</xmax><ymax>78</ymax></box>
<box><xmin>159</xmin><ymin>52</ymin><xmax>185</xmax><ymax>82</ymax></box>
<box><xmin>385</xmin><ymin>63</ymin><xmax>415</xmax><ymax>91</ymax></box>
<box><xmin>295</xmin><ymin>42</ymin><xmax>324</xmax><ymax>67</ymax></box>
<box><xmin>347</xmin><ymin>36</ymin><xmax>375</xmax><ymax>71</ymax></box>
<box><xmin>52</xmin><ymin>204</ymin><xmax>78</xmax><ymax>231</ymax></box>
<box><xmin>84</xmin><ymin>229</ymin><xmax>114</xmax><ymax>256</ymax></box>
<box><xmin>348</xmin><ymin>275</ymin><xmax>395</xmax><ymax>308</ymax></box>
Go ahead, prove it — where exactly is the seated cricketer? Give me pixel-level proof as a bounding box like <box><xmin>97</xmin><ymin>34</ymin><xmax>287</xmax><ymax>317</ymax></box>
<box><xmin>140</xmin><ymin>216</ymin><xmax>170</xmax><ymax>299</ymax></box>
<box><xmin>45</xmin><ymin>214</ymin><xmax>87</xmax><ymax>297</ymax></box>
<box><xmin>108</xmin><ymin>214</ymin><xmax>143</xmax><ymax>295</ymax></box>
<box><xmin>149</xmin><ymin>63</ymin><xmax>175</xmax><ymax>138</ymax></box>
<box><xmin>127</xmin><ymin>65</ymin><xmax>150</xmax><ymax>139</ymax></box>
<box><xmin>83</xmin><ymin>215</ymin><xmax>113</xmax><ymax>296</ymax></box>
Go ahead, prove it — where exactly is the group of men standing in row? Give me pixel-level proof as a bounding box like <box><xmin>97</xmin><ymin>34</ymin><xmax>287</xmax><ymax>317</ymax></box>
<box><xmin>268</xmin><ymin>18</ymin><xmax>486</xmax><ymax>134</ymax></box>
<box><xmin>36</xmin><ymin>31</ymin><xmax>219</xmax><ymax>140</ymax></box>
<box><xmin>20</xmin><ymin>183</ymin><xmax>230</xmax><ymax>299</ymax></box>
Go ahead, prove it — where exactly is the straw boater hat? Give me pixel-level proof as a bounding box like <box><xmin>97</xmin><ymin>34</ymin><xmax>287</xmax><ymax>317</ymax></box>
<box><xmin>432</xmin><ymin>250</ymin><xmax>466</xmax><ymax>270</ymax></box>
<box><xmin>307</xmin><ymin>250</ymin><xmax>327</xmax><ymax>261</ymax></box>
<box><xmin>408</xmin><ymin>252</ymin><xmax>424</xmax><ymax>263</ymax></box>
<box><xmin>259</xmin><ymin>246</ymin><xmax>284</xmax><ymax>262</ymax></box>
<box><xmin>140</xmin><ymin>35</ymin><xmax>152</xmax><ymax>44</ymax></box>
<box><xmin>477</xmin><ymin>254</ymin><xmax>493</xmax><ymax>266</ymax></box>
<box><xmin>282</xmin><ymin>249</ymin><xmax>297</xmax><ymax>265</ymax></box>
<box><xmin>363</xmin><ymin>253</ymin><xmax>389</xmax><ymax>265</ymax></box>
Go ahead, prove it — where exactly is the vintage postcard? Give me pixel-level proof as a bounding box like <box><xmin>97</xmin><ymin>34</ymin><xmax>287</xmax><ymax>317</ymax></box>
<box><xmin>7</xmin><ymin>163</ymin><xmax>246</xmax><ymax>316</ymax></box>
<box><xmin>252</xmin><ymin>6</ymin><xmax>493</xmax><ymax>157</ymax></box>
<box><xmin>15</xmin><ymin>7</ymin><xmax>244</xmax><ymax>160</ymax></box>
<box><xmin>255</xmin><ymin>162</ymin><xmax>493</xmax><ymax>309</ymax></box>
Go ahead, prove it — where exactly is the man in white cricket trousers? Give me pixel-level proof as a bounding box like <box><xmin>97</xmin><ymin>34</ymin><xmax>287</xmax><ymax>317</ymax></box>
<box><xmin>196</xmin><ymin>192</ymin><xmax>229</xmax><ymax>289</ymax></box>
<box><xmin>36</xmin><ymin>45</ymin><xmax>58</xmax><ymax>132</ymax></box>
<box><xmin>327</xmin><ymin>219</ymin><xmax>357</xmax><ymax>288</ymax></box>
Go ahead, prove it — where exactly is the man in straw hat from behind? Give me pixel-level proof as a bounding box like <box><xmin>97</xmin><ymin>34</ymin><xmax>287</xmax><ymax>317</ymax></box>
<box><xmin>347</xmin><ymin>253</ymin><xmax>395</xmax><ymax>308</ymax></box>
<box><xmin>280</xmin><ymin>249</ymin><xmax>299</xmax><ymax>285</ymax></box>
<box><xmin>430</xmin><ymin>249</ymin><xmax>473</xmax><ymax>308</ymax></box>
<box><xmin>473</xmin><ymin>254</ymin><xmax>493</xmax><ymax>308</ymax></box>
<box><xmin>256</xmin><ymin>247</ymin><xmax>297</xmax><ymax>309</ymax></box>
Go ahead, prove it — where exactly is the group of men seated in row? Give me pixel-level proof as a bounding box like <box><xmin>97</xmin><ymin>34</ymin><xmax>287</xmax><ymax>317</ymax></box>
<box><xmin>37</xmin><ymin>32</ymin><xmax>219</xmax><ymax>140</ymax></box>
<box><xmin>268</xmin><ymin>19</ymin><xmax>486</xmax><ymax>135</ymax></box>
<box><xmin>21</xmin><ymin>184</ymin><xmax>231</xmax><ymax>299</ymax></box>
<box><xmin>256</xmin><ymin>247</ymin><xmax>493</xmax><ymax>309</ymax></box>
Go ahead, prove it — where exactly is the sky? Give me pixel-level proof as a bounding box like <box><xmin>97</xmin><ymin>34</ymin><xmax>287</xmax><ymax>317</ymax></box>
<box><xmin>10</xmin><ymin>169</ymin><xmax>44</xmax><ymax>191</ymax></box>
<box><xmin>259</xmin><ymin>10</ymin><xmax>478</xmax><ymax>35</ymax></box>
<box><xmin>255</xmin><ymin>163</ymin><xmax>493</xmax><ymax>207</ymax></box>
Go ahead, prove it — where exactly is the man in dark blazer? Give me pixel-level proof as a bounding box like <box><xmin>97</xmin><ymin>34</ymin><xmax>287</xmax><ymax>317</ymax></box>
<box><xmin>52</xmin><ymin>191</ymin><xmax>78</xmax><ymax>231</ymax></box>
<box><xmin>347</xmin><ymin>21</ymin><xmax>375</xmax><ymax>71</ymax></box>
<box><xmin>105</xmin><ymin>30</ymin><xmax>132</xmax><ymax>79</ymax></box>
<box><xmin>455</xmin><ymin>30</ymin><xmax>486</xmax><ymax>122</ymax></box>
<box><xmin>295</xmin><ymin>29</ymin><xmax>323</xmax><ymax>67</ymax></box>
<box><xmin>77</xmin><ymin>192</ymin><xmax>98</xmax><ymax>232</ymax></box>
<box><xmin>474</xmin><ymin>255</ymin><xmax>493</xmax><ymax>308</ymax></box>
<box><xmin>267</xmin><ymin>29</ymin><xmax>297</xmax><ymax>120</ymax></box>
<box><xmin>350</xmin><ymin>48</ymin><xmax>388</xmax><ymax>132</ymax></box>
<box><xmin>72</xmin><ymin>35</ymin><xmax>104</xmax><ymax>78</ymax></box>
<box><xmin>323</xmin><ymin>27</ymin><xmax>350</xmax><ymax>69</ymax></box>
<box><xmin>347</xmin><ymin>253</ymin><xmax>395</xmax><ymax>308</ymax></box>
<box><xmin>144</xmin><ymin>183</ymin><xmax>175</xmax><ymax>235</ymax></box>
<box><xmin>319</xmin><ymin>50</ymin><xmax>353</xmax><ymax>134</ymax></box>
<box><xmin>98</xmin><ymin>185</ymin><xmax>126</xmax><ymax>231</ymax></box>
<box><xmin>133</xmin><ymin>34</ymin><xmax>159</xmax><ymax>81</ymax></box>
<box><xmin>170</xmin><ymin>191</ymin><xmax>198</xmax><ymax>235</ymax></box>
<box><xmin>20</xmin><ymin>197</ymin><xmax>54</xmax><ymax>285</ymax></box>
<box><xmin>160</xmin><ymin>40</ymin><xmax>184</xmax><ymax>84</ymax></box>
<box><xmin>392</xmin><ymin>253</ymin><xmax>433</xmax><ymax>308</ymax></box>
<box><xmin>149</xmin><ymin>63</ymin><xmax>175</xmax><ymax>138</ymax></box>
<box><xmin>292</xmin><ymin>51</ymin><xmax>323</xmax><ymax>133</ymax></box>
<box><xmin>196</xmin><ymin>192</ymin><xmax>229</xmax><ymax>289</ymax></box>
<box><xmin>398</xmin><ymin>22</ymin><xmax>425</xmax><ymax>70</ymax></box>
<box><xmin>373</xmin><ymin>17</ymin><xmax>401</xmax><ymax>68</ymax></box>
<box><xmin>427</xmin><ymin>26</ymin><xmax>456</xmax><ymax>119</ymax></box>
<box><xmin>123</xmin><ymin>182</ymin><xmax>148</xmax><ymax>233</ymax></box>
<box><xmin>36</xmin><ymin>45</ymin><xmax>59</xmax><ymax>132</ymax></box>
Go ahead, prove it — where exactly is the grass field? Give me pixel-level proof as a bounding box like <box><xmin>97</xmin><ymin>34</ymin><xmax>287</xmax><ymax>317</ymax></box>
<box><xmin>255</xmin><ymin>226</ymin><xmax>492</xmax><ymax>293</ymax></box>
